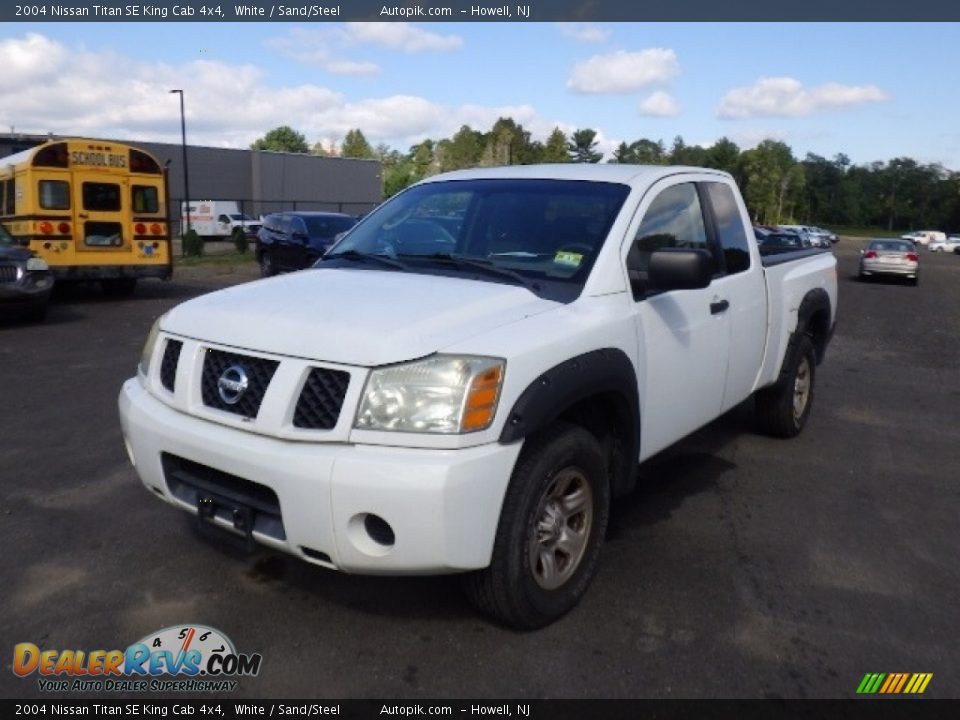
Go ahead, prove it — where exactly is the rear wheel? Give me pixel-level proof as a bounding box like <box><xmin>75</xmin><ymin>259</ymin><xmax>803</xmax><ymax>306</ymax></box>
<box><xmin>755</xmin><ymin>334</ymin><xmax>817</xmax><ymax>438</ymax></box>
<box><xmin>462</xmin><ymin>422</ymin><xmax>609</xmax><ymax>629</ymax></box>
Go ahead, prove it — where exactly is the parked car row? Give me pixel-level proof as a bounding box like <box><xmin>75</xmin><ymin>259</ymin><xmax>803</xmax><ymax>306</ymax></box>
<box><xmin>753</xmin><ymin>224</ymin><xmax>837</xmax><ymax>250</ymax></box>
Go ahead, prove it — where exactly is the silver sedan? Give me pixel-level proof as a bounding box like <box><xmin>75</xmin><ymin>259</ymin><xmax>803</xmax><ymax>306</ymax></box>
<box><xmin>859</xmin><ymin>239</ymin><xmax>919</xmax><ymax>285</ymax></box>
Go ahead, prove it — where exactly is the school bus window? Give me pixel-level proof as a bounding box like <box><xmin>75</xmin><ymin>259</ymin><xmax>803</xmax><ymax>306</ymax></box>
<box><xmin>40</xmin><ymin>180</ymin><xmax>70</xmax><ymax>210</ymax></box>
<box><xmin>82</xmin><ymin>182</ymin><xmax>121</xmax><ymax>211</ymax></box>
<box><xmin>132</xmin><ymin>185</ymin><xmax>159</xmax><ymax>213</ymax></box>
<box><xmin>4</xmin><ymin>180</ymin><xmax>13</xmax><ymax>215</ymax></box>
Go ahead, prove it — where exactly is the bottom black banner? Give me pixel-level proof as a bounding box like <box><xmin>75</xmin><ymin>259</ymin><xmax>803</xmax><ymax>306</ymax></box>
<box><xmin>4</xmin><ymin>699</ymin><xmax>959</xmax><ymax>720</ymax></box>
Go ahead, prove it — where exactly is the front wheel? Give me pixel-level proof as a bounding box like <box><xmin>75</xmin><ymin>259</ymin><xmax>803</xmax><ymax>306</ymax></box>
<box><xmin>462</xmin><ymin>422</ymin><xmax>610</xmax><ymax>629</ymax></box>
<box><xmin>755</xmin><ymin>334</ymin><xmax>817</xmax><ymax>438</ymax></box>
<box><xmin>258</xmin><ymin>249</ymin><xmax>276</xmax><ymax>277</ymax></box>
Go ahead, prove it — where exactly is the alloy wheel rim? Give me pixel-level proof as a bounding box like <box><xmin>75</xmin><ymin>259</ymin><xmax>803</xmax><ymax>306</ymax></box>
<box><xmin>528</xmin><ymin>467</ymin><xmax>593</xmax><ymax>590</ymax></box>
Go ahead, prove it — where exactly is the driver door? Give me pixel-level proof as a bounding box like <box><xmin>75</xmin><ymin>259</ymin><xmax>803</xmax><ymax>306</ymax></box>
<box><xmin>625</xmin><ymin>177</ymin><xmax>730</xmax><ymax>459</ymax></box>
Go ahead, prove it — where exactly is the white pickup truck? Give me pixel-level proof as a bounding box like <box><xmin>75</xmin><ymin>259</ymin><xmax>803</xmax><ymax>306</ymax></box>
<box><xmin>119</xmin><ymin>165</ymin><xmax>837</xmax><ymax>628</ymax></box>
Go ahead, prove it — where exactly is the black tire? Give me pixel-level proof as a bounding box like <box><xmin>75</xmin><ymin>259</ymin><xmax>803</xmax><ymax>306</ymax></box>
<box><xmin>910</xmin><ymin>276</ymin><xmax>919</xmax><ymax>287</ymax></box>
<box><xmin>462</xmin><ymin>422</ymin><xmax>610</xmax><ymax>629</ymax></box>
<box><xmin>258</xmin><ymin>249</ymin><xmax>276</xmax><ymax>277</ymax></box>
<box><xmin>755</xmin><ymin>333</ymin><xmax>817</xmax><ymax>438</ymax></box>
<box><xmin>101</xmin><ymin>278</ymin><xmax>137</xmax><ymax>297</ymax></box>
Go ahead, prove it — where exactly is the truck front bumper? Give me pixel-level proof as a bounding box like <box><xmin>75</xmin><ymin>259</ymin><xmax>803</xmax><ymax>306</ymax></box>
<box><xmin>118</xmin><ymin>378</ymin><xmax>522</xmax><ymax>575</ymax></box>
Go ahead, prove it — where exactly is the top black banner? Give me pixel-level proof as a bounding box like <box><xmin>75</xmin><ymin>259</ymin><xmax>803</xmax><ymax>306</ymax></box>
<box><xmin>5</xmin><ymin>0</ymin><xmax>960</xmax><ymax>22</ymax></box>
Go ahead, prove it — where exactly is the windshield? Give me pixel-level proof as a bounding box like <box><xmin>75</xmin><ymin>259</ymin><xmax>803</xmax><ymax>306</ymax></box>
<box><xmin>869</xmin><ymin>240</ymin><xmax>913</xmax><ymax>253</ymax></box>
<box><xmin>305</xmin><ymin>215</ymin><xmax>357</xmax><ymax>238</ymax></box>
<box><xmin>229</xmin><ymin>214</ymin><xmax>256</xmax><ymax>221</ymax></box>
<box><xmin>325</xmin><ymin>179</ymin><xmax>630</xmax><ymax>302</ymax></box>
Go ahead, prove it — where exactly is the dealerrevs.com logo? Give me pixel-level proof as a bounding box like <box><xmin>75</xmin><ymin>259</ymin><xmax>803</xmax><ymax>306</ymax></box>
<box><xmin>13</xmin><ymin>625</ymin><xmax>262</xmax><ymax>693</ymax></box>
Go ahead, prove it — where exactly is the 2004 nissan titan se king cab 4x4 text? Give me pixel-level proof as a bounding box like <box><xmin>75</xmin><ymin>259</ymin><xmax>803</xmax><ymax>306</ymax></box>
<box><xmin>119</xmin><ymin>164</ymin><xmax>837</xmax><ymax>629</ymax></box>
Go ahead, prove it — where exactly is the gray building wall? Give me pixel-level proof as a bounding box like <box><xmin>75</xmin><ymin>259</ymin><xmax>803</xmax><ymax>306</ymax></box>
<box><xmin>0</xmin><ymin>134</ymin><xmax>383</xmax><ymax>230</ymax></box>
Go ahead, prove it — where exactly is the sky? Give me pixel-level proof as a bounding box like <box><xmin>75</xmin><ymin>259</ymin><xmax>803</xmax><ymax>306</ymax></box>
<box><xmin>0</xmin><ymin>21</ymin><xmax>956</xmax><ymax>169</ymax></box>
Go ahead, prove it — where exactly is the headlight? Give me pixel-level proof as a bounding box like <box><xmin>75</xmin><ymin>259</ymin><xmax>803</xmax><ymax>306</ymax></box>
<box><xmin>138</xmin><ymin>314</ymin><xmax>166</xmax><ymax>377</ymax></box>
<box><xmin>355</xmin><ymin>355</ymin><xmax>505</xmax><ymax>434</ymax></box>
<box><xmin>26</xmin><ymin>257</ymin><xmax>48</xmax><ymax>271</ymax></box>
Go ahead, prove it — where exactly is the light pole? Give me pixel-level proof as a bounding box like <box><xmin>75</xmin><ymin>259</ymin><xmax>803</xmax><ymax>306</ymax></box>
<box><xmin>169</xmin><ymin>89</ymin><xmax>191</xmax><ymax>238</ymax></box>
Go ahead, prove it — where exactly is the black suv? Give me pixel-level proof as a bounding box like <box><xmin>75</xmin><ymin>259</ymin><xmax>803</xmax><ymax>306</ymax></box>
<box><xmin>1</xmin><ymin>223</ymin><xmax>54</xmax><ymax>322</ymax></box>
<box><xmin>256</xmin><ymin>212</ymin><xmax>358</xmax><ymax>277</ymax></box>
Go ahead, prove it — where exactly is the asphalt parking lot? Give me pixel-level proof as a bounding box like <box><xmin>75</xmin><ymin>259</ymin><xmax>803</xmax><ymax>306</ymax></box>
<box><xmin>1</xmin><ymin>242</ymin><xmax>958</xmax><ymax>699</ymax></box>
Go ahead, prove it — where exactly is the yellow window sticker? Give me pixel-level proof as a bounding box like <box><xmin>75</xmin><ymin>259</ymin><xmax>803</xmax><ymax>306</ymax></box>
<box><xmin>554</xmin><ymin>251</ymin><xmax>583</xmax><ymax>268</ymax></box>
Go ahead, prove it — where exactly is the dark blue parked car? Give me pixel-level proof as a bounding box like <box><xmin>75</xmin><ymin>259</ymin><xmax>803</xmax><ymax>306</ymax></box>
<box><xmin>256</xmin><ymin>211</ymin><xmax>358</xmax><ymax>277</ymax></box>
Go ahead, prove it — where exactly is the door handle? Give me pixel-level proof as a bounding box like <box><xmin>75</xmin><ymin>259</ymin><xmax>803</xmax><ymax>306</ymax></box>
<box><xmin>710</xmin><ymin>299</ymin><xmax>730</xmax><ymax>315</ymax></box>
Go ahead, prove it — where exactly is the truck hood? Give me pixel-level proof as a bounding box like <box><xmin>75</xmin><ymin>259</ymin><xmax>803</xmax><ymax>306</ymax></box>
<box><xmin>162</xmin><ymin>268</ymin><xmax>560</xmax><ymax>367</ymax></box>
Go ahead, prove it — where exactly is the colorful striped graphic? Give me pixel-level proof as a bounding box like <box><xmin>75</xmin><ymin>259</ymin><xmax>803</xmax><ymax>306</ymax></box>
<box><xmin>857</xmin><ymin>672</ymin><xmax>933</xmax><ymax>694</ymax></box>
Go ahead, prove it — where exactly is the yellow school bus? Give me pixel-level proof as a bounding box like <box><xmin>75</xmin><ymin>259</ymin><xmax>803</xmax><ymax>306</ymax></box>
<box><xmin>0</xmin><ymin>139</ymin><xmax>172</xmax><ymax>294</ymax></box>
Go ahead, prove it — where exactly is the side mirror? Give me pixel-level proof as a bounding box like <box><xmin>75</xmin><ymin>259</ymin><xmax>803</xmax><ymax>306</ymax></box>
<box><xmin>646</xmin><ymin>248</ymin><xmax>713</xmax><ymax>292</ymax></box>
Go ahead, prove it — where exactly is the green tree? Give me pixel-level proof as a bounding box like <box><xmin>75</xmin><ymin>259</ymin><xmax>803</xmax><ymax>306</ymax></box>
<box><xmin>741</xmin><ymin>140</ymin><xmax>798</xmax><ymax>224</ymax></box>
<box><xmin>440</xmin><ymin>125</ymin><xmax>485</xmax><ymax>171</ymax></box>
<box><xmin>609</xmin><ymin>142</ymin><xmax>636</xmax><ymax>164</ymax></box>
<box><xmin>568</xmin><ymin>128</ymin><xmax>603</xmax><ymax>163</ymax></box>
<box><xmin>703</xmin><ymin>137</ymin><xmax>741</xmax><ymax>176</ymax></box>
<box><xmin>341</xmin><ymin>129</ymin><xmax>374</xmax><ymax>159</ymax></box>
<box><xmin>541</xmin><ymin>127</ymin><xmax>570</xmax><ymax>163</ymax></box>
<box><xmin>480</xmin><ymin>117</ymin><xmax>540</xmax><ymax>166</ymax></box>
<box><xmin>251</xmin><ymin>126</ymin><xmax>309</xmax><ymax>153</ymax></box>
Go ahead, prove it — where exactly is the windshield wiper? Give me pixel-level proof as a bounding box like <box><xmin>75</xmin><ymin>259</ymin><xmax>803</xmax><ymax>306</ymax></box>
<box><xmin>323</xmin><ymin>249</ymin><xmax>409</xmax><ymax>270</ymax></box>
<box><xmin>400</xmin><ymin>253</ymin><xmax>542</xmax><ymax>294</ymax></box>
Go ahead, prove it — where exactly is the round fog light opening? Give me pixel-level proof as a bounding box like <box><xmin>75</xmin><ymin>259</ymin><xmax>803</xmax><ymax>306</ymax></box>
<box><xmin>364</xmin><ymin>514</ymin><xmax>395</xmax><ymax>547</ymax></box>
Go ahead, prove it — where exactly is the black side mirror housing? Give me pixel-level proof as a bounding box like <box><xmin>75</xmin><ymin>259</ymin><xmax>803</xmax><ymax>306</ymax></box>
<box><xmin>646</xmin><ymin>248</ymin><xmax>713</xmax><ymax>292</ymax></box>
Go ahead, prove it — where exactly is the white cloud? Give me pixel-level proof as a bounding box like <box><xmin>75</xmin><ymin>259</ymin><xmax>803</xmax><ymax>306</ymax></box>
<box><xmin>321</xmin><ymin>59</ymin><xmax>381</xmax><ymax>76</ymax></box>
<box><xmin>638</xmin><ymin>91</ymin><xmax>680</xmax><ymax>117</ymax></box>
<box><xmin>567</xmin><ymin>49</ymin><xmax>680</xmax><ymax>94</ymax></box>
<box><xmin>263</xmin><ymin>28</ymin><xmax>380</xmax><ymax>76</ymax></box>
<box><xmin>341</xmin><ymin>22</ymin><xmax>462</xmax><ymax>53</ymax></box>
<box><xmin>558</xmin><ymin>23</ymin><xmax>611</xmax><ymax>43</ymax></box>
<box><xmin>0</xmin><ymin>33</ymin><xmax>587</xmax><ymax>153</ymax></box>
<box><xmin>0</xmin><ymin>33</ymin><xmax>67</xmax><ymax>87</ymax></box>
<box><xmin>718</xmin><ymin>77</ymin><xmax>889</xmax><ymax>118</ymax></box>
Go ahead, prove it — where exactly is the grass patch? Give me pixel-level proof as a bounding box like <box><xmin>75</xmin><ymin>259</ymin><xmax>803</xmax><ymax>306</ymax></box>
<box><xmin>175</xmin><ymin>252</ymin><xmax>256</xmax><ymax>269</ymax></box>
<box><xmin>832</xmin><ymin>226</ymin><xmax>904</xmax><ymax>239</ymax></box>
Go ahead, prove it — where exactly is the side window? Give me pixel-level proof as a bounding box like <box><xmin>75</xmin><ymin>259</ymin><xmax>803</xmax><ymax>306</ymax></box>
<box><xmin>218</xmin><ymin>214</ymin><xmax>230</xmax><ymax>224</ymax></box>
<box><xmin>3</xmin><ymin>179</ymin><xmax>14</xmax><ymax>214</ymax></box>
<box><xmin>132</xmin><ymin>185</ymin><xmax>159</xmax><ymax>213</ymax></box>
<box><xmin>39</xmin><ymin>180</ymin><xmax>70</xmax><ymax>210</ymax></box>
<box><xmin>628</xmin><ymin>182</ymin><xmax>708</xmax><ymax>274</ymax></box>
<box><xmin>703</xmin><ymin>182</ymin><xmax>751</xmax><ymax>275</ymax></box>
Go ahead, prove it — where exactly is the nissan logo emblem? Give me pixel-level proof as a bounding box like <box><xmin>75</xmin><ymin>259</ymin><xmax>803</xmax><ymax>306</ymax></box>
<box><xmin>217</xmin><ymin>365</ymin><xmax>249</xmax><ymax>405</ymax></box>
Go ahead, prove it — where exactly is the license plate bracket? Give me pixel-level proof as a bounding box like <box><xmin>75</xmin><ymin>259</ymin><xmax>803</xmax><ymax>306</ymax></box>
<box><xmin>195</xmin><ymin>493</ymin><xmax>256</xmax><ymax>553</ymax></box>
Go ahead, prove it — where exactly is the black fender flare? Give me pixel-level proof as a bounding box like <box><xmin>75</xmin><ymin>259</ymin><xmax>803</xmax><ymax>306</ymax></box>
<box><xmin>795</xmin><ymin>288</ymin><xmax>832</xmax><ymax>363</ymax></box>
<box><xmin>499</xmin><ymin>348</ymin><xmax>641</xmax><ymax>496</ymax></box>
